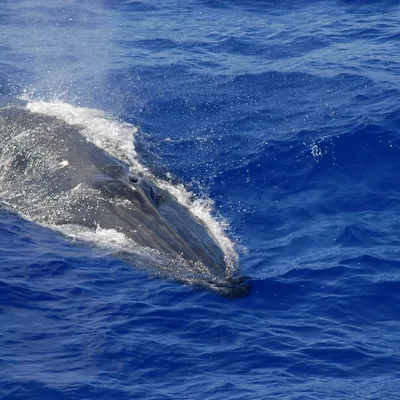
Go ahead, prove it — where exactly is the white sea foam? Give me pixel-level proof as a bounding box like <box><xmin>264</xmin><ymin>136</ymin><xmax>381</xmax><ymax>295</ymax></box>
<box><xmin>26</xmin><ymin>100</ymin><xmax>143</xmax><ymax>171</ymax></box>
<box><xmin>23</xmin><ymin>98</ymin><xmax>239</xmax><ymax>273</ymax></box>
<box><xmin>52</xmin><ymin>224</ymin><xmax>174</xmax><ymax>270</ymax></box>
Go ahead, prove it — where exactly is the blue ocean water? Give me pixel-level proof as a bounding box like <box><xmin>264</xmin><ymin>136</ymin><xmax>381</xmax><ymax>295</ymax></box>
<box><xmin>1</xmin><ymin>0</ymin><xmax>400</xmax><ymax>398</ymax></box>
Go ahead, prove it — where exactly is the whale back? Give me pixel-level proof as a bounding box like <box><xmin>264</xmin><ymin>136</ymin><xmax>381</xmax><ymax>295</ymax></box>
<box><xmin>0</xmin><ymin>105</ymin><xmax>251</xmax><ymax>297</ymax></box>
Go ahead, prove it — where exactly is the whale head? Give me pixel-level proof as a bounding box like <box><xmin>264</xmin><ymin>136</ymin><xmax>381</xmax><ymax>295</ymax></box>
<box><xmin>87</xmin><ymin>172</ymin><xmax>251</xmax><ymax>297</ymax></box>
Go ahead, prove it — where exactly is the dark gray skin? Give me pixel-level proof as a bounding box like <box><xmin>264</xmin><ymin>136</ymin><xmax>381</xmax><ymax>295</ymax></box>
<box><xmin>0</xmin><ymin>106</ymin><xmax>250</xmax><ymax>297</ymax></box>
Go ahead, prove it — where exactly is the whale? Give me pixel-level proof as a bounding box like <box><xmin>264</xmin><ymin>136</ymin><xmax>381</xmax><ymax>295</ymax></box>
<box><xmin>0</xmin><ymin>104</ymin><xmax>250</xmax><ymax>297</ymax></box>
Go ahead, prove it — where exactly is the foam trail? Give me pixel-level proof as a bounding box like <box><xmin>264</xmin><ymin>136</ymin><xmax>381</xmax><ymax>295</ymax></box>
<box><xmin>26</xmin><ymin>101</ymin><xmax>141</xmax><ymax>170</ymax></box>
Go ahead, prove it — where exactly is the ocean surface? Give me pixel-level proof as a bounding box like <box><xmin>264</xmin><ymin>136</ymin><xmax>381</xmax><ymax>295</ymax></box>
<box><xmin>1</xmin><ymin>0</ymin><xmax>400</xmax><ymax>399</ymax></box>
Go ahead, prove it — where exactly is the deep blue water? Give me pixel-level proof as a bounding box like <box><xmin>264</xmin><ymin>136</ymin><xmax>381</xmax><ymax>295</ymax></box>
<box><xmin>1</xmin><ymin>0</ymin><xmax>400</xmax><ymax>399</ymax></box>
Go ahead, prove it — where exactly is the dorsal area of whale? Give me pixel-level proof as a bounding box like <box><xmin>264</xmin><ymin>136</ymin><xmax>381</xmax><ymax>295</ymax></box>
<box><xmin>0</xmin><ymin>102</ymin><xmax>251</xmax><ymax>297</ymax></box>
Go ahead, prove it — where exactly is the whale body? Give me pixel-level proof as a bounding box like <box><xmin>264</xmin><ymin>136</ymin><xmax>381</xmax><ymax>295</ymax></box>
<box><xmin>0</xmin><ymin>105</ymin><xmax>250</xmax><ymax>297</ymax></box>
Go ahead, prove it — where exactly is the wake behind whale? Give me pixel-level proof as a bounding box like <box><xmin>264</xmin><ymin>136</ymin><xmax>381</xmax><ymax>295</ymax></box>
<box><xmin>0</xmin><ymin>101</ymin><xmax>250</xmax><ymax>297</ymax></box>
